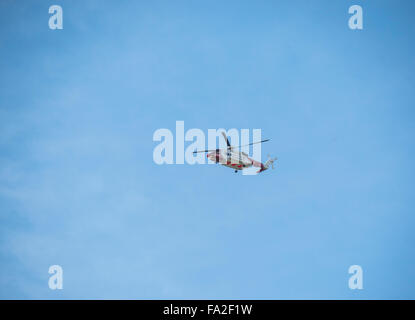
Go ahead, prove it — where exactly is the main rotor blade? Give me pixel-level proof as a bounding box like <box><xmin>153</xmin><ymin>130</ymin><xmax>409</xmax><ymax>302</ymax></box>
<box><xmin>221</xmin><ymin>132</ymin><xmax>231</xmax><ymax>148</ymax></box>
<box><xmin>232</xmin><ymin>139</ymin><xmax>270</xmax><ymax>149</ymax></box>
<box><xmin>192</xmin><ymin>149</ymin><xmax>217</xmax><ymax>154</ymax></box>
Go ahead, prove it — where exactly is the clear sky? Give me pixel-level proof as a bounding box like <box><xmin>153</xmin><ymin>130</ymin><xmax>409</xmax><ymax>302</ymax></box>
<box><xmin>0</xmin><ymin>0</ymin><xmax>414</xmax><ymax>299</ymax></box>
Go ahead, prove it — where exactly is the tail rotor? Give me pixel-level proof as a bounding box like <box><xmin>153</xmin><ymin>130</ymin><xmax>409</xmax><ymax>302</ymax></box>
<box><xmin>266</xmin><ymin>154</ymin><xmax>278</xmax><ymax>170</ymax></box>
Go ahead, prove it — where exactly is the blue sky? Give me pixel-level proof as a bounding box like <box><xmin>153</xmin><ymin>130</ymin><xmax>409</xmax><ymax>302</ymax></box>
<box><xmin>0</xmin><ymin>0</ymin><xmax>414</xmax><ymax>299</ymax></box>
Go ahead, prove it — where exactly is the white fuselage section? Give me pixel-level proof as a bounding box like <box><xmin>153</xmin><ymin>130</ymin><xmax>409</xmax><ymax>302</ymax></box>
<box><xmin>207</xmin><ymin>149</ymin><xmax>253</xmax><ymax>171</ymax></box>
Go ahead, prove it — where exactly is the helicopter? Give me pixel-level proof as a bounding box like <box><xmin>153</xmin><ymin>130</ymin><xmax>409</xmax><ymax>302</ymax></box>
<box><xmin>193</xmin><ymin>132</ymin><xmax>277</xmax><ymax>173</ymax></box>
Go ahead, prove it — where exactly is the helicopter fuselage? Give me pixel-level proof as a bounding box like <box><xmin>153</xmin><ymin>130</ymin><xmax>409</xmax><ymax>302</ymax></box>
<box><xmin>207</xmin><ymin>149</ymin><xmax>255</xmax><ymax>171</ymax></box>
